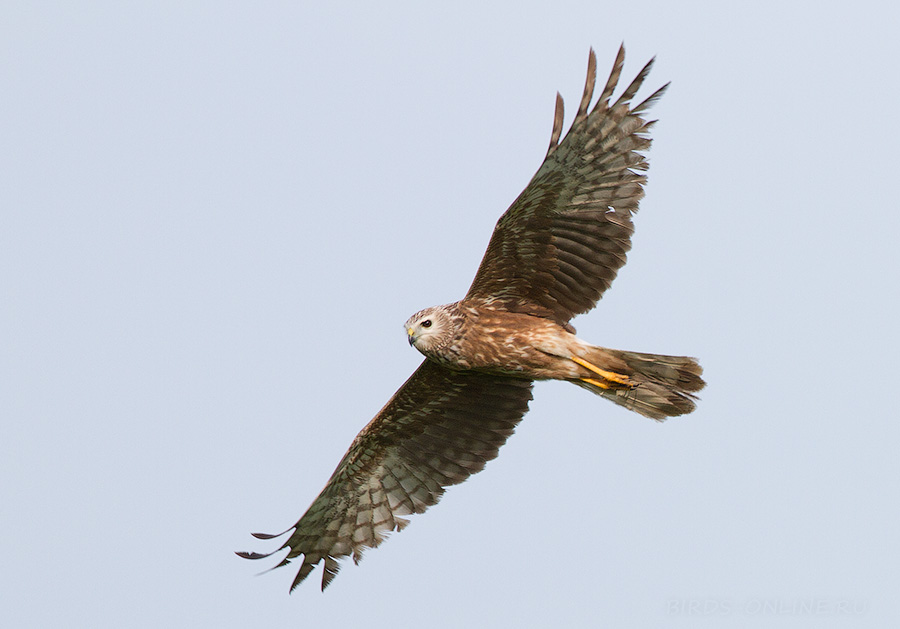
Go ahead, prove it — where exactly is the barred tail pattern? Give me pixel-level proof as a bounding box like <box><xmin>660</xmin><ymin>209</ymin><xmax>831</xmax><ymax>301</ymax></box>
<box><xmin>575</xmin><ymin>348</ymin><xmax>705</xmax><ymax>420</ymax></box>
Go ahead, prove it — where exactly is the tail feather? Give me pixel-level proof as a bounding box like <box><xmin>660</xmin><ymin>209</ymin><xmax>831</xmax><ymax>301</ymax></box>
<box><xmin>574</xmin><ymin>347</ymin><xmax>705</xmax><ymax>421</ymax></box>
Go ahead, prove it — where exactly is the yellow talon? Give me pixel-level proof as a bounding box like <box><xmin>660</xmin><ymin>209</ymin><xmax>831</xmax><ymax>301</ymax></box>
<box><xmin>571</xmin><ymin>356</ymin><xmax>635</xmax><ymax>388</ymax></box>
<box><xmin>580</xmin><ymin>377</ymin><xmax>612</xmax><ymax>390</ymax></box>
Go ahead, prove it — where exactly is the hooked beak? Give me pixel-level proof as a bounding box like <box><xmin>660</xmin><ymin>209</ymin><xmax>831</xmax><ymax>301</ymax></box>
<box><xmin>406</xmin><ymin>327</ymin><xmax>415</xmax><ymax>346</ymax></box>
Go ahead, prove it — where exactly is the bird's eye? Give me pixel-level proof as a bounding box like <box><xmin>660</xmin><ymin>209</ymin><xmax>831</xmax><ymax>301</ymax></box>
<box><xmin>421</xmin><ymin>319</ymin><xmax>432</xmax><ymax>328</ymax></box>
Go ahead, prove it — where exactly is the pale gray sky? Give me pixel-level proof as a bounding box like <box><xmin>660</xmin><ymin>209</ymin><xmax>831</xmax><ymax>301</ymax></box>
<box><xmin>2</xmin><ymin>2</ymin><xmax>899</xmax><ymax>627</ymax></box>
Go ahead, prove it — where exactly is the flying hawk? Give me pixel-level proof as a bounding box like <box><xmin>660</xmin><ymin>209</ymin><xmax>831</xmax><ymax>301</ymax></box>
<box><xmin>238</xmin><ymin>45</ymin><xmax>705</xmax><ymax>591</ymax></box>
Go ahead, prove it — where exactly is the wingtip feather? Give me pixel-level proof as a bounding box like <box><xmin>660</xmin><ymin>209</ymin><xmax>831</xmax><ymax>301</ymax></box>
<box><xmin>546</xmin><ymin>92</ymin><xmax>565</xmax><ymax>158</ymax></box>
<box><xmin>613</xmin><ymin>55</ymin><xmax>656</xmax><ymax>108</ymax></box>
<box><xmin>236</xmin><ymin>550</ymin><xmax>273</xmax><ymax>560</ymax></box>
<box><xmin>250</xmin><ymin>528</ymin><xmax>293</xmax><ymax>540</ymax></box>
<box><xmin>633</xmin><ymin>81</ymin><xmax>670</xmax><ymax>114</ymax></box>
<box><xmin>595</xmin><ymin>44</ymin><xmax>626</xmax><ymax>111</ymax></box>
<box><xmin>574</xmin><ymin>48</ymin><xmax>597</xmax><ymax>123</ymax></box>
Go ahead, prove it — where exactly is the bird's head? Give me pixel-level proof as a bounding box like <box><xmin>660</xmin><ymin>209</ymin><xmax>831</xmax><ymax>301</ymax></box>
<box><xmin>404</xmin><ymin>305</ymin><xmax>455</xmax><ymax>355</ymax></box>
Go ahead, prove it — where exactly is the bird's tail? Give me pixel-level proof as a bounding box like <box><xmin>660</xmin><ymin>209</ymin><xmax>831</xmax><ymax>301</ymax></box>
<box><xmin>572</xmin><ymin>347</ymin><xmax>705</xmax><ymax>421</ymax></box>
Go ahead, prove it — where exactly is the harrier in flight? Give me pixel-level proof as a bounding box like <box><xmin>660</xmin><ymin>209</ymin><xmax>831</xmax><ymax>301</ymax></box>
<box><xmin>239</xmin><ymin>45</ymin><xmax>704</xmax><ymax>591</ymax></box>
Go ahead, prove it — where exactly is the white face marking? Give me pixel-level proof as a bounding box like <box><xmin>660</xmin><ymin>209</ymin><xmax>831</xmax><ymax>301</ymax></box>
<box><xmin>404</xmin><ymin>306</ymin><xmax>451</xmax><ymax>354</ymax></box>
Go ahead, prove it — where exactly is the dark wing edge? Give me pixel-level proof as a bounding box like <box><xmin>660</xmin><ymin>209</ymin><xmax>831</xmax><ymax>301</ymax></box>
<box><xmin>236</xmin><ymin>360</ymin><xmax>533</xmax><ymax>592</ymax></box>
<box><xmin>464</xmin><ymin>44</ymin><xmax>670</xmax><ymax>325</ymax></box>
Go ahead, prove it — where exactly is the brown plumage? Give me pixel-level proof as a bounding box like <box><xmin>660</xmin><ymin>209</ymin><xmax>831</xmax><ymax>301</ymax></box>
<box><xmin>238</xmin><ymin>45</ymin><xmax>705</xmax><ymax>591</ymax></box>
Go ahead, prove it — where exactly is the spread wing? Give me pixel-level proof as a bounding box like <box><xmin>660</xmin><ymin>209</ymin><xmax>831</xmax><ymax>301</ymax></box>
<box><xmin>464</xmin><ymin>45</ymin><xmax>669</xmax><ymax>326</ymax></box>
<box><xmin>237</xmin><ymin>360</ymin><xmax>533</xmax><ymax>591</ymax></box>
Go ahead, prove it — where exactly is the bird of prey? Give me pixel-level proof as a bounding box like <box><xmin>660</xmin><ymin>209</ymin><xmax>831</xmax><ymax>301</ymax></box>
<box><xmin>238</xmin><ymin>45</ymin><xmax>705</xmax><ymax>592</ymax></box>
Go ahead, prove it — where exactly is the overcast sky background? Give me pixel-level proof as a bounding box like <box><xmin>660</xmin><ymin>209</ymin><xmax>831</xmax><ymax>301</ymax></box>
<box><xmin>3</xmin><ymin>2</ymin><xmax>899</xmax><ymax>627</ymax></box>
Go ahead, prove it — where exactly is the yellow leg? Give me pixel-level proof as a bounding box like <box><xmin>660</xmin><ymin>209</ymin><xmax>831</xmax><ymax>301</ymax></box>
<box><xmin>580</xmin><ymin>377</ymin><xmax>612</xmax><ymax>390</ymax></box>
<box><xmin>571</xmin><ymin>356</ymin><xmax>635</xmax><ymax>388</ymax></box>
